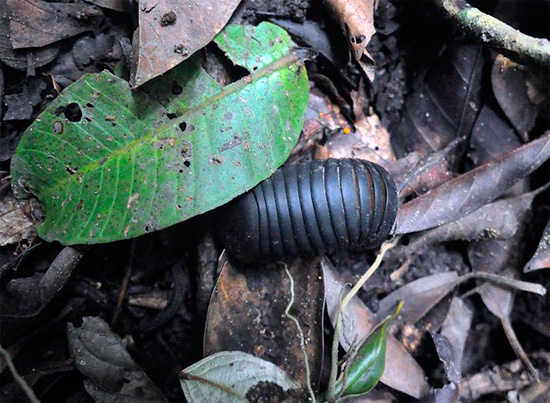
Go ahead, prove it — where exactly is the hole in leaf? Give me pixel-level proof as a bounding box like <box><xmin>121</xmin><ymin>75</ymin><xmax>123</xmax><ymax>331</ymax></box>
<box><xmin>179</xmin><ymin>121</ymin><xmax>187</xmax><ymax>131</ymax></box>
<box><xmin>183</xmin><ymin>160</ymin><xmax>190</xmax><ymax>167</ymax></box>
<box><xmin>204</xmin><ymin>42</ymin><xmax>248</xmax><ymax>83</ymax></box>
<box><xmin>85</xmin><ymin>103</ymin><xmax>94</xmax><ymax>108</ymax></box>
<box><xmin>144</xmin><ymin>225</ymin><xmax>150</xmax><ymax>232</ymax></box>
<box><xmin>353</xmin><ymin>35</ymin><xmax>366</xmax><ymax>44</ymax></box>
<box><xmin>167</xmin><ymin>113</ymin><xmax>177</xmax><ymax>120</ymax></box>
<box><xmin>178</xmin><ymin>168</ymin><xmax>184</xmax><ymax>173</ymax></box>
<box><xmin>66</xmin><ymin>166</ymin><xmax>77</xmax><ymax>175</ymax></box>
<box><xmin>55</xmin><ymin>103</ymin><xmax>82</xmax><ymax>122</ymax></box>
<box><xmin>171</xmin><ymin>81</ymin><xmax>183</xmax><ymax>95</ymax></box>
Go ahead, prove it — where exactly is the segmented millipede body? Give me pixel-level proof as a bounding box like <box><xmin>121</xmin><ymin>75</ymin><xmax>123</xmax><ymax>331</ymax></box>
<box><xmin>219</xmin><ymin>158</ymin><xmax>398</xmax><ymax>263</ymax></box>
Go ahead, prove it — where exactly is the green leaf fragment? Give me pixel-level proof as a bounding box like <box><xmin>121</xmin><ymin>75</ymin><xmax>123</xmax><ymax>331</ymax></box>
<box><xmin>10</xmin><ymin>22</ymin><xmax>309</xmax><ymax>244</ymax></box>
<box><xmin>336</xmin><ymin>301</ymin><xmax>403</xmax><ymax>398</ymax></box>
<box><xmin>179</xmin><ymin>351</ymin><xmax>299</xmax><ymax>403</ymax></box>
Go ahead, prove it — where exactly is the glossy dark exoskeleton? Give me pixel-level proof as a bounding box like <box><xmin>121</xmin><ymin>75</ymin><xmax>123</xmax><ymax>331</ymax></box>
<box><xmin>219</xmin><ymin>158</ymin><xmax>398</xmax><ymax>263</ymax></box>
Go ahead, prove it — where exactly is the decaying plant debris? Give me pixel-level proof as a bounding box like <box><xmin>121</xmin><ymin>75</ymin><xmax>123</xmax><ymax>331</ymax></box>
<box><xmin>1</xmin><ymin>0</ymin><xmax>549</xmax><ymax>402</ymax></box>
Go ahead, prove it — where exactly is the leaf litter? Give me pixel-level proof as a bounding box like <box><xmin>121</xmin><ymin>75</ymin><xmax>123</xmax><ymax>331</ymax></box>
<box><xmin>68</xmin><ymin>316</ymin><xmax>168</xmax><ymax>402</ymax></box>
<box><xmin>2</xmin><ymin>1</ymin><xmax>550</xmax><ymax>402</ymax></box>
<box><xmin>396</xmin><ymin>131</ymin><xmax>550</xmax><ymax>234</ymax></box>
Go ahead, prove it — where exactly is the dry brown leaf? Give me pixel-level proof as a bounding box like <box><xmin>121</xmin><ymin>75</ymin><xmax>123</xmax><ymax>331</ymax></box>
<box><xmin>491</xmin><ymin>54</ymin><xmax>537</xmax><ymax>140</ymax></box>
<box><xmin>0</xmin><ymin>0</ymin><xmax>60</xmax><ymax>73</ymax></box>
<box><xmin>68</xmin><ymin>316</ymin><xmax>167</xmax><ymax>402</ymax></box>
<box><xmin>396</xmin><ymin>136</ymin><xmax>463</xmax><ymax>198</ymax></box>
<box><xmin>0</xmin><ymin>193</ymin><xmax>35</xmax><ymax>246</ymax></box>
<box><xmin>322</xmin><ymin>114</ymin><xmax>396</xmax><ymax>167</ymax></box>
<box><xmin>431</xmin><ymin>334</ymin><xmax>460</xmax><ymax>385</ymax></box>
<box><xmin>130</xmin><ymin>0</ymin><xmax>241</xmax><ymax>87</ymax></box>
<box><xmin>322</xmin><ymin>258</ymin><xmax>428</xmax><ymax>399</ymax></box>
<box><xmin>7</xmin><ymin>0</ymin><xmax>102</xmax><ymax>49</ymax></box>
<box><xmin>322</xmin><ymin>0</ymin><xmax>377</xmax><ymax>81</ymax></box>
<box><xmin>524</xmin><ymin>217</ymin><xmax>550</xmax><ymax>272</ymax></box>
<box><xmin>396</xmin><ymin>131</ymin><xmax>550</xmax><ymax>234</ymax></box>
<box><xmin>440</xmin><ymin>297</ymin><xmax>473</xmax><ymax>381</ymax></box>
<box><xmin>377</xmin><ymin>272</ymin><xmax>459</xmax><ymax>325</ymax></box>
<box><xmin>391</xmin><ymin>44</ymin><xmax>484</xmax><ymax>157</ymax></box>
<box><xmin>394</xmin><ymin>188</ymin><xmax>541</xmax><ymax>258</ymax></box>
<box><xmin>86</xmin><ymin>0</ymin><xmax>131</xmax><ymax>13</ymax></box>
<box><xmin>468</xmin><ymin>104</ymin><xmax>522</xmax><ymax>165</ymax></box>
<box><xmin>204</xmin><ymin>253</ymin><xmax>325</xmax><ymax>396</ymax></box>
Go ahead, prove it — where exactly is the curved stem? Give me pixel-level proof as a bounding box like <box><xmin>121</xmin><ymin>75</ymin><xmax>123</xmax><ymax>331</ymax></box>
<box><xmin>326</xmin><ymin>237</ymin><xmax>400</xmax><ymax>401</ymax></box>
<box><xmin>282</xmin><ymin>264</ymin><xmax>316</xmax><ymax>402</ymax></box>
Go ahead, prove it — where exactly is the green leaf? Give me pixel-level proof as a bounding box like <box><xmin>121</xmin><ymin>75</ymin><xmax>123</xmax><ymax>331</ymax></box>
<box><xmin>10</xmin><ymin>22</ymin><xmax>309</xmax><ymax>244</ymax></box>
<box><xmin>179</xmin><ymin>351</ymin><xmax>299</xmax><ymax>403</ymax></box>
<box><xmin>335</xmin><ymin>301</ymin><xmax>403</xmax><ymax>398</ymax></box>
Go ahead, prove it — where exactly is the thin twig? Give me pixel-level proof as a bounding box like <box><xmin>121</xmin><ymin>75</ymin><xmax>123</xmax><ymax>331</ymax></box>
<box><xmin>437</xmin><ymin>0</ymin><xmax>550</xmax><ymax>67</ymax></box>
<box><xmin>0</xmin><ymin>344</ymin><xmax>40</xmax><ymax>403</ymax></box>
<box><xmin>282</xmin><ymin>264</ymin><xmax>316</xmax><ymax>402</ymax></box>
<box><xmin>327</xmin><ymin>237</ymin><xmax>400</xmax><ymax>401</ymax></box>
<box><xmin>464</xmin><ymin>272</ymin><xmax>546</xmax><ymax>296</ymax></box>
<box><xmin>501</xmin><ymin>318</ymin><xmax>540</xmax><ymax>381</ymax></box>
<box><xmin>112</xmin><ymin>240</ymin><xmax>136</xmax><ymax>326</ymax></box>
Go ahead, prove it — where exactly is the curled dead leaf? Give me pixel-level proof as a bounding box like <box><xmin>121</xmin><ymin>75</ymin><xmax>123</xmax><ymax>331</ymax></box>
<box><xmin>322</xmin><ymin>0</ymin><xmax>377</xmax><ymax>81</ymax></box>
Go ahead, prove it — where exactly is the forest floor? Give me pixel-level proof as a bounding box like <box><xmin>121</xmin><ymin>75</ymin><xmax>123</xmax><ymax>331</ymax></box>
<box><xmin>1</xmin><ymin>0</ymin><xmax>549</xmax><ymax>402</ymax></box>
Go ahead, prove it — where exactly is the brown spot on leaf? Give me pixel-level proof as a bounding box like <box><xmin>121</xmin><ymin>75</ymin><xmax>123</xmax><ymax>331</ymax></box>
<box><xmin>105</xmin><ymin>115</ymin><xmax>117</xmax><ymax>126</ymax></box>
<box><xmin>127</xmin><ymin>193</ymin><xmax>139</xmax><ymax>209</ymax></box>
<box><xmin>218</xmin><ymin>135</ymin><xmax>242</xmax><ymax>152</ymax></box>
<box><xmin>53</xmin><ymin>121</ymin><xmax>64</xmax><ymax>134</ymax></box>
<box><xmin>210</xmin><ymin>155</ymin><xmax>224</xmax><ymax>165</ymax></box>
<box><xmin>160</xmin><ymin>11</ymin><xmax>176</xmax><ymax>26</ymax></box>
<box><xmin>181</xmin><ymin>141</ymin><xmax>192</xmax><ymax>159</ymax></box>
<box><xmin>173</xmin><ymin>44</ymin><xmax>189</xmax><ymax>56</ymax></box>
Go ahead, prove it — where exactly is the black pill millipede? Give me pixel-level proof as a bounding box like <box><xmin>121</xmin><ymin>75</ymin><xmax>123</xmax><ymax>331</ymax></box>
<box><xmin>219</xmin><ymin>158</ymin><xmax>398</xmax><ymax>263</ymax></box>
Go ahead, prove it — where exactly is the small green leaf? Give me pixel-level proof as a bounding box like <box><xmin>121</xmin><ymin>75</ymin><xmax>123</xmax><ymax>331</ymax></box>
<box><xmin>10</xmin><ymin>22</ymin><xmax>309</xmax><ymax>244</ymax></box>
<box><xmin>179</xmin><ymin>351</ymin><xmax>299</xmax><ymax>403</ymax></box>
<box><xmin>335</xmin><ymin>301</ymin><xmax>403</xmax><ymax>398</ymax></box>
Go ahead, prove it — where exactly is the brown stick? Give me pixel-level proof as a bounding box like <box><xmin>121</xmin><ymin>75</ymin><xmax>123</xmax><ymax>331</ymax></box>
<box><xmin>437</xmin><ymin>0</ymin><xmax>550</xmax><ymax>67</ymax></box>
